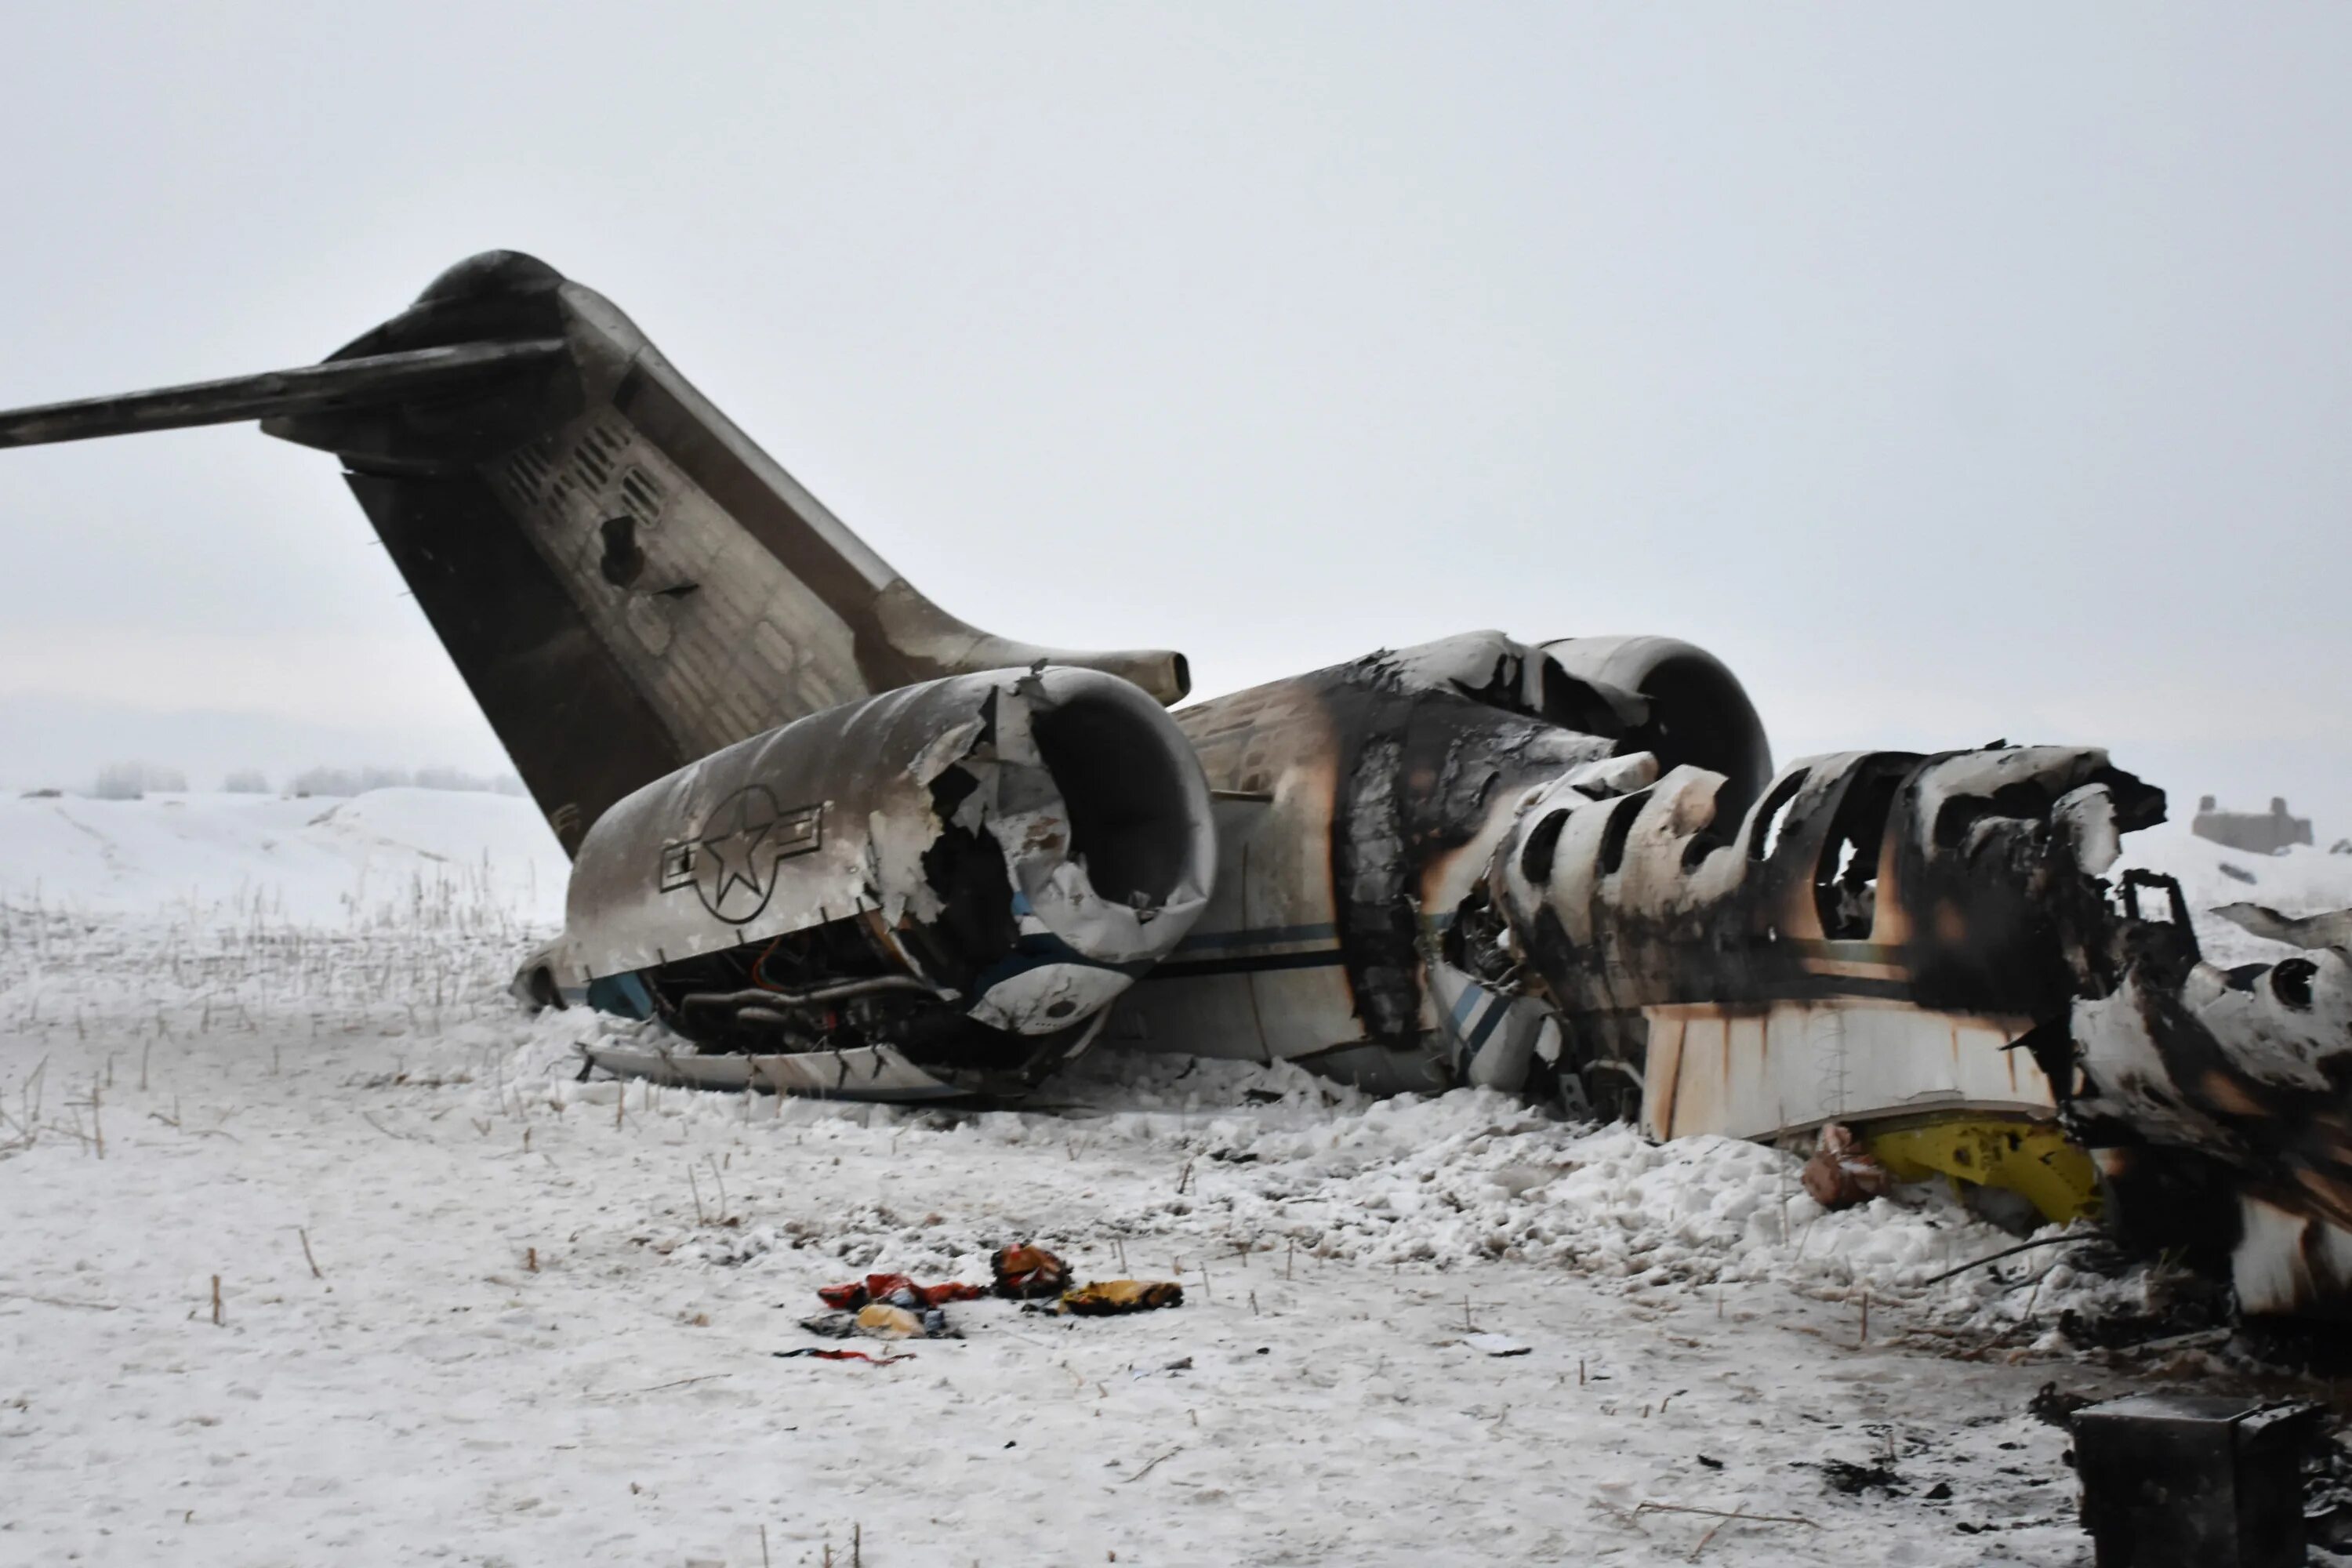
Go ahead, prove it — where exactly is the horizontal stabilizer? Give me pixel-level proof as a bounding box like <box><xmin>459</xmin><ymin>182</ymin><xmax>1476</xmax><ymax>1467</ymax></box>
<box><xmin>0</xmin><ymin>339</ymin><xmax>567</xmax><ymax>449</ymax></box>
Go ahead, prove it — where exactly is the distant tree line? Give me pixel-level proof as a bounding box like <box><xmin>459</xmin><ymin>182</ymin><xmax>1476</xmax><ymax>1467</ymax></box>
<box><xmin>284</xmin><ymin>764</ymin><xmax>526</xmax><ymax>797</ymax></box>
<box><xmin>89</xmin><ymin>761</ymin><xmax>189</xmax><ymax>800</ymax></box>
<box><xmin>71</xmin><ymin>763</ymin><xmax>524</xmax><ymax>800</ymax></box>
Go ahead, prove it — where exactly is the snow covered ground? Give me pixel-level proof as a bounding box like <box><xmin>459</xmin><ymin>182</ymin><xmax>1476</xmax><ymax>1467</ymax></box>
<box><xmin>0</xmin><ymin>787</ymin><xmax>568</xmax><ymax>927</ymax></box>
<box><xmin>4</xmin><ymin>790</ymin><xmax>2349</xmax><ymax>1566</ymax></box>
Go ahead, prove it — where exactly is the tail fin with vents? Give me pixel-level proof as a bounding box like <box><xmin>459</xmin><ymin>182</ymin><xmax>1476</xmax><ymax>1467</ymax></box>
<box><xmin>0</xmin><ymin>252</ymin><xmax>1189</xmax><ymax>851</ymax></box>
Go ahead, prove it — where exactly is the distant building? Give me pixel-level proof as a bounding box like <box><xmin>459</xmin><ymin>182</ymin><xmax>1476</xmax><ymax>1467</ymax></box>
<box><xmin>2190</xmin><ymin>795</ymin><xmax>2314</xmax><ymax>855</ymax></box>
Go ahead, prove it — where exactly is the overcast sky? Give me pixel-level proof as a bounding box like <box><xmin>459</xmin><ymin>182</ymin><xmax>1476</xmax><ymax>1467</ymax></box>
<box><xmin>4</xmin><ymin>5</ymin><xmax>2347</xmax><ymax>832</ymax></box>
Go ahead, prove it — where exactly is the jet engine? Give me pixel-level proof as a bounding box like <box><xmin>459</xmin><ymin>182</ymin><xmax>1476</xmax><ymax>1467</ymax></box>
<box><xmin>524</xmin><ymin>665</ymin><xmax>1216</xmax><ymax>1099</ymax></box>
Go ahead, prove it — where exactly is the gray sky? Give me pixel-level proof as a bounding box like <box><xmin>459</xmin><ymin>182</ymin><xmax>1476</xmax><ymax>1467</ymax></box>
<box><xmin>4</xmin><ymin>4</ymin><xmax>2348</xmax><ymax>833</ymax></box>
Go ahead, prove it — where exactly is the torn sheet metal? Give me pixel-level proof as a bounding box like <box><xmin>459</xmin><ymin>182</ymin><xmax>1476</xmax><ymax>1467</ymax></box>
<box><xmin>543</xmin><ymin>663</ymin><xmax>1211</xmax><ymax>1098</ymax></box>
<box><xmin>27</xmin><ymin>252</ymin><xmax>2352</xmax><ymax>1313</ymax></box>
<box><xmin>555</xmin><ymin>664</ymin><xmax>1210</xmax><ymax>982</ymax></box>
<box><xmin>2067</xmin><ymin>891</ymin><xmax>2352</xmax><ymax>1315</ymax></box>
<box><xmin>577</xmin><ymin>1042</ymin><xmax>967</xmax><ymax>1101</ymax></box>
<box><xmin>2213</xmin><ymin>902</ymin><xmax>2352</xmax><ymax>952</ymax></box>
<box><xmin>1117</xmin><ymin>630</ymin><xmax>1754</xmax><ymax>1092</ymax></box>
<box><xmin>1441</xmin><ymin>727</ymin><xmax>2352</xmax><ymax>1316</ymax></box>
<box><xmin>1454</xmin><ymin>745</ymin><xmax>2154</xmax><ymax>1126</ymax></box>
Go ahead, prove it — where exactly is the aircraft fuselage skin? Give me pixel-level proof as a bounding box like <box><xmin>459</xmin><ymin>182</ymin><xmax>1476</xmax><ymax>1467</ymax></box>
<box><xmin>10</xmin><ymin>251</ymin><xmax>2352</xmax><ymax>1319</ymax></box>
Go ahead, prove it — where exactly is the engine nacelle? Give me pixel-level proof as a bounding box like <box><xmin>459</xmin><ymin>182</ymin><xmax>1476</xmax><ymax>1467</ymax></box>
<box><xmin>1541</xmin><ymin>634</ymin><xmax>1773</xmax><ymax>822</ymax></box>
<box><xmin>532</xmin><ymin>666</ymin><xmax>1215</xmax><ymax>1097</ymax></box>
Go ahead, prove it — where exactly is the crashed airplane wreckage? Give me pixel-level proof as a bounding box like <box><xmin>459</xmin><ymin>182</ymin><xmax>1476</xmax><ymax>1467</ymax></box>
<box><xmin>6</xmin><ymin>250</ymin><xmax>2352</xmax><ymax>1316</ymax></box>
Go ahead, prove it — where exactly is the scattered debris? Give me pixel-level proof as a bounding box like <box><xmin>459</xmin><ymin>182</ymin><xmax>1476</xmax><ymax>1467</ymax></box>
<box><xmin>802</xmin><ymin>1272</ymin><xmax>979</xmax><ymax>1339</ymax></box>
<box><xmin>1918</xmin><ymin>1232</ymin><xmax>2091</xmax><ymax>1287</ymax></box>
<box><xmin>853</xmin><ymin>1303</ymin><xmax>927</xmax><ymax>1340</ymax></box>
<box><xmin>991</xmin><ymin>1243</ymin><xmax>1072</xmax><ymax>1300</ymax></box>
<box><xmin>1798</xmin><ymin>1123</ymin><xmax>1893</xmax><ymax>1210</ymax></box>
<box><xmin>2213</xmin><ymin>902</ymin><xmax>2352</xmax><ymax>952</ymax></box>
<box><xmin>1060</xmin><ymin>1279</ymin><xmax>1184</xmax><ymax>1316</ymax></box>
<box><xmin>1819</xmin><ymin>1458</ymin><xmax>1904</xmax><ymax>1496</ymax></box>
<box><xmin>2054</xmin><ymin>1267</ymin><xmax>2233</xmax><ymax>1351</ymax></box>
<box><xmin>816</xmin><ymin>1272</ymin><xmax>987</xmax><ymax>1312</ymax></box>
<box><xmin>2027</xmin><ymin>1381</ymin><xmax>2092</xmax><ymax>1429</ymax></box>
<box><xmin>772</xmin><ymin>1348</ymin><xmax>913</xmax><ymax>1366</ymax></box>
<box><xmin>1463</xmin><ymin>1333</ymin><xmax>1531</xmax><ymax>1357</ymax></box>
<box><xmin>2303</xmin><ymin>1429</ymin><xmax>2352</xmax><ymax>1551</ymax></box>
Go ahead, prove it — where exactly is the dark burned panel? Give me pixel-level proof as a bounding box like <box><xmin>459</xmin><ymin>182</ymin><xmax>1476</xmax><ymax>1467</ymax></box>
<box><xmin>345</xmin><ymin>470</ymin><xmax>688</xmax><ymax>853</ymax></box>
<box><xmin>614</xmin><ymin>366</ymin><xmax>880</xmax><ymax>629</ymax></box>
<box><xmin>1179</xmin><ymin>636</ymin><xmax>1618</xmax><ymax>1053</ymax></box>
<box><xmin>2074</xmin><ymin>1396</ymin><xmax>2319</xmax><ymax>1568</ymax></box>
<box><xmin>0</xmin><ymin>340</ymin><xmax>570</xmax><ymax>450</ymax></box>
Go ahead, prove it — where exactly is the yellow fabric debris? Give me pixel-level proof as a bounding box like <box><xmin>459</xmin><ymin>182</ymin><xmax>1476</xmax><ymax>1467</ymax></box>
<box><xmin>854</xmin><ymin>1302</ymin><xmax>925</xmax><ymax>1338</ymax></box>
<box><xmin>1059</xmin><ymin>1279</ymin><xmax>1184</xmax><ymax>1316</ymax></box>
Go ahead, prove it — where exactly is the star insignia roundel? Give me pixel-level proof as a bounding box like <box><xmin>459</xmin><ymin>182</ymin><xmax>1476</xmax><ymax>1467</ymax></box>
<box><xmin>658</xmin><ymin>785</ymin><xmax>823</xmax><ymax>924</ymax></box>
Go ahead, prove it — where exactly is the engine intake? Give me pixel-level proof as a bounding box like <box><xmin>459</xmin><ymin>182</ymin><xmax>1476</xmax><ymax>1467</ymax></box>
<box><xmin>540</xmin><ymin>666</ymin><xmax>1215</xmax><ymax>1096</ymax></box>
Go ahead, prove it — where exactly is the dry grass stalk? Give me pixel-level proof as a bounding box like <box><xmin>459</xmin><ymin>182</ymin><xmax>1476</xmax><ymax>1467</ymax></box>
<box><xmin>1120</xmin><ymin>1448</ymin><xmax>1181</xmax><ymax>1484</ymax></box>
<box><xmin>1632</xmin><ymin>1501</ymin><xmax>1817</xmax><ymax>1529</ymax></box>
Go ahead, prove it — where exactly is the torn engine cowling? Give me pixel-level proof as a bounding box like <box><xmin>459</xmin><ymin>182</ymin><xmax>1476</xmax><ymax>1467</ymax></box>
<box><xmin>1452</xmin><ymin>739</ymin><xmax>2352</xmax><ymax>1316</ymax></box>
<box><xmin>524</xmin><ymin>666</ymin><xmax>1215</xmax><ymax>1099</ymax></box>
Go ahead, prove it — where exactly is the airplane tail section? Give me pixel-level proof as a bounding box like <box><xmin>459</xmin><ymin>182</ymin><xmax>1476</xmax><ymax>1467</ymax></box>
<box><xmin>0</xmin><ymin>251</ymin><xmax>1189</xmax><ymax>851</ymax></box>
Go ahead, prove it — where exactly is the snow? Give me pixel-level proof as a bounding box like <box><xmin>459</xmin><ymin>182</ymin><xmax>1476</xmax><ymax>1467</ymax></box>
<box><xmin>2111</xmin><ymin>817</ymin><xmax>2352</xmax><ymax>964</ymax></box>
<box><xmin>0</xmin><ymin>787</ymin><xmax>567</xmax><ymax>927</ymax></box>
<box><xmin>4</xmin><ymin>791</ymin><xmax>2345</xmax><ymax>1565</ymax></box>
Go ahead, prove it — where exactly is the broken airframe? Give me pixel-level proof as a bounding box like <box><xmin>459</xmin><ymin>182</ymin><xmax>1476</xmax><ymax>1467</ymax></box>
<box><xmin>5</xmin><ymin>252</ymin><xmax>2350</xmax><ymax>1317</ymax></box>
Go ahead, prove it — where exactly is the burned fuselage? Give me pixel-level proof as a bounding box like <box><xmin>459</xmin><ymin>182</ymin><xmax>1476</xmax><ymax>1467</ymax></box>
<box><xmin>10</xmin><ymin>251</ymin><xmax>2352</xmax><ymax>1316</ymax></box>
<box><xmin>1110</xmin><ymin>629</ymin><xmax>2352</xmax><ymax>1315</ymax></box>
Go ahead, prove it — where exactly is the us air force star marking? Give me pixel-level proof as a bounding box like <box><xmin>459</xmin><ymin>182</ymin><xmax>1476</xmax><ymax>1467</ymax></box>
<box><xmin>658</xmin><ymin>786</ymin><xmax>825</xmax><ymax>925</ymax></box>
